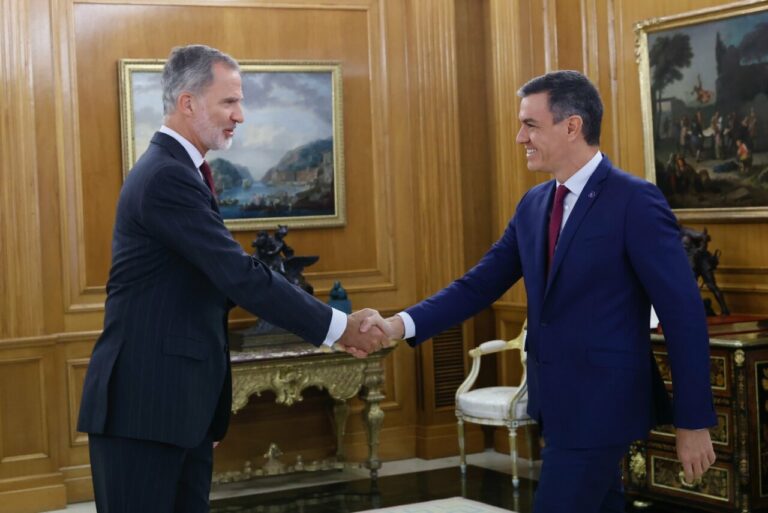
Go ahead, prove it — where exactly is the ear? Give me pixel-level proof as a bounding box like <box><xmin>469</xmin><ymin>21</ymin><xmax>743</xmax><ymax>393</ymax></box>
<box><xmin>565</xmin><ymin>115</ymin><xmax>583</xmax><ymax>141</ymax></box>
<box><xmin>177</xmin><ymin>92</ymin><xmax>195</xmax><ymax>116</ymax></box>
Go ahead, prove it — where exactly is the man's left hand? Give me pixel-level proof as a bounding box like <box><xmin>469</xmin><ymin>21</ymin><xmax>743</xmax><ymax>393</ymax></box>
<box><xmin>676</xmin><ymin>428</ymin><xmax>716</xmax><ymax>484</ymax></box>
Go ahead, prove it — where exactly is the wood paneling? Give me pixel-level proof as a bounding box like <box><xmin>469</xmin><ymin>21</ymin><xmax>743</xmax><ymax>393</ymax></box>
<box><xmin>0</xmin><ymin>0</ymin><xmax>45</xmax><ymax>340</ymax></box>
<box><xmin>0</xmin><ymin>358</ymin><xmax>48</xmax><ymax>463</ymax></box>
<box><xmin>0</xmin><ymin>341</ymin><xmax>66</xmax><ymax>512</ymax></box>
<box><xmin>4</xmin><ymin>0</ymin><xmax>768</xmax><ymax>509</ymax></box>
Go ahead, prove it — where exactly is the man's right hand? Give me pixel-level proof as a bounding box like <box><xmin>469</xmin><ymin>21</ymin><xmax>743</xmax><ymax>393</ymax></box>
<box><xmin>360</xmin><ymin>312</ymin><xmax>405</xmax><ymax>340</ymax></box>
<box><xmin>336</xmin><ymin>308</ymin><xmax>388</xmax><ymax>358</ymax></box>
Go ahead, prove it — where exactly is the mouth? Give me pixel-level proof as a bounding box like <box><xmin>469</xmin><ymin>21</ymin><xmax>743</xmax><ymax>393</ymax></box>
<box><xmin>525</xmin><ymin>148</ymin><xmax>537</xmax><ymax>158</ymax></box>
<box><xmin>223</xmin><ymin>128</ymin><xmax>235</xmax><ymax>138</ymax></box>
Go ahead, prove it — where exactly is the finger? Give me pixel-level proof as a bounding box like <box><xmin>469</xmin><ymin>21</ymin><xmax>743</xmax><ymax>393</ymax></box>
<box><xmin>338</xmin><ymin>342</ymin><xmax>365</xmax><ymax>357</ymax></box>
<box><xmin>361</xmin><ymin>315</ymin><xmax>386</xmax><ymax>334</ymax></box>
<box><xmin>683</xmin><ymin>462</ymin><xmax>694</xmax><ymax>484</ymax></box>
<box><xmin>359</xmin><ymin>315</ymin><xmax>375</xmax><ymax>333</ymax></box>
<box><xmin>692</xmin><ymin>459</ymin><xmax>704</xmax><ymax>480</ymax></box>
<box><xmin>708</xmin><ymin>449</ymin><xmax>716</xmax><ymax>466</ymax></box>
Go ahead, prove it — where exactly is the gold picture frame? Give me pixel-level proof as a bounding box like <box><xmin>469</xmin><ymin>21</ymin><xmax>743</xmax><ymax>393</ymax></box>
<box><xmin>118</xmin><ymin>59</ymin><xmax>346</xmax><ymax>230</ymax></box>
<box><xmin>635</xmin><ymin>0</ymin><xmax>768</xmax><ymax>221</ymax></box>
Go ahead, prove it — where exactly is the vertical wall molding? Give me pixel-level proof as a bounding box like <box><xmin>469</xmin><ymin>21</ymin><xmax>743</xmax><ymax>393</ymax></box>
<box><xmin>407</xmin><ymin>0</ymin><xmax>465</xmax><ymax>293</ymax></box>
<box><xmin>405</xmin><ymin>1</ymin><xmax>468</xmax><ymax>446</ymax></box>
<box><xmin>486</xmin><ymin>0</ymin><xmax>529</xmax><ymax>305</ymax></box>
<box><xmin>542</xmin><ymin>0</ymin><xmax>559</xmax><ymax>71</ymax></box>
<box><xmin>0</xmin><ymin>0</ymin><xmax>45</xmax><ymax>339</ymax></box>
<box><xmin>580</xmin><ymin>0</ymin><xmax>600</xmax><ymax>80</ymax></box>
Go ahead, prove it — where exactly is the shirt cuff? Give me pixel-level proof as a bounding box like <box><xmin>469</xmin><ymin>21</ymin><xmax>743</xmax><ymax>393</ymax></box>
<box><xmin>397</xmin><ymin>312</ymin><xmax>415</xmax><ymax>339</ymax></box>
<box><xmin>323</xmin><ymin>308</ymin><xmax>347</xmax><ymax>346</ymax></box>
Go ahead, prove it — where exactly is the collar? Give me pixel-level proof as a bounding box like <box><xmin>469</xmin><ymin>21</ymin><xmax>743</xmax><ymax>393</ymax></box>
<box><xmin>558</xmin><ymin>150</ymin><xmax>602</xmax><ymax>196</ymax></box>
<box><xmin>159</xmin><ymin>125</ymin><xmax>205</xmax><ymax>169</ymax></box>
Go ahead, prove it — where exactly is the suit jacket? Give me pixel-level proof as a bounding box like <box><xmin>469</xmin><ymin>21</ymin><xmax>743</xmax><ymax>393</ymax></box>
<box><xmin>78</xmin><ymin>132</ymin><xmax>333</xmax><ymax>448</ymax></box>
<box><xmin>406</xmin><ymin>155</ymin><xmax>716</xmax><ymax>448</ymax></box>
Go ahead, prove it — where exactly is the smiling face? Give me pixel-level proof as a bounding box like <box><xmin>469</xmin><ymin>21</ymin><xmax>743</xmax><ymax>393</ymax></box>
<box><xmin>189</xmin><ymin>62</ymin><xmax>244</xmax><ymax>153</ymax></box>
<box><xmin>515</xmin><ymin>92</ymin><xmax>572</xmax><ymax>176</ymax></box>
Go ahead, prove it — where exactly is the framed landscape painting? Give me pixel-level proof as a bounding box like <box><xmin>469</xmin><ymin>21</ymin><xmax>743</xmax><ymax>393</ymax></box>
<box><xmin>118</xmin><ymin>60</ymin><xmax>346</xmax><ymax>230</ymax></box>
<box><xmin>636</xmin><ymin>1</ymin><xmax>768</xmax><ymax>220</ymax></box>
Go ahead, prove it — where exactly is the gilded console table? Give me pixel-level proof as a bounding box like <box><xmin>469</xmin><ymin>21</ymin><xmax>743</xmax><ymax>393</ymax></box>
<box><xmin>625</xmin><ymin>323</ymin><xmax>768</xmax><ymax>512</ymax></box>
<box><xmin>214</xmin><ymin>342</ymin><xmax>394</xmax><ymax>484</ymax></box>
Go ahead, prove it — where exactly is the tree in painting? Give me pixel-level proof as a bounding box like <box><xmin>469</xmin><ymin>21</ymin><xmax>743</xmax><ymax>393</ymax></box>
<box><xmin>650</xmin><ymin>33</ymin><xmax>692</xmax><ymax>144</ymax></box>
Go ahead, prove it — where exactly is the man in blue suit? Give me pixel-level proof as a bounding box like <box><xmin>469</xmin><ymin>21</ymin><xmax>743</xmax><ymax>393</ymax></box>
<box><xmin>77</xmin><ymin>45</ymin><xmax>385</xmax><ymax>513</ymax></box>
<box><xmin>362</xmin><ymin>71</ymin><xmax>716</xmax><ymax>512</ymax></box>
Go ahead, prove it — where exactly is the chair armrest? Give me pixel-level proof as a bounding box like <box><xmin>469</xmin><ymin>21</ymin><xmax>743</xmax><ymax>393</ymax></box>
<box><xmin>455</xmin><ymin>322</ymin><xmax>528</xmax><ymax>403</ymax></box>
<box><xmin>469</xmin><ymin>339</ymin><xmax>508</xmax><ymax>357</ymax></box>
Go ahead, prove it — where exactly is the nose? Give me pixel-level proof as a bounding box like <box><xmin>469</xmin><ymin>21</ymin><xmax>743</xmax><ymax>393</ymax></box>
<box><xmin>516</xmin><ymin>125</ymin><xmax>528</xmax><ymax>144</ymax></box>
<box><xmin>232</xmin><ymin>104</ymin><xmax>244</xmax><ymax>124</ymax></box>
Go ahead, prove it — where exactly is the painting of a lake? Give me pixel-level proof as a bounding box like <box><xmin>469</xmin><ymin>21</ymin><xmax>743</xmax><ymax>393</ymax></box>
<box><xmin>119</xmin><ymin>60</ymin><xmax>346</xmax><ymax>229</ymax></box>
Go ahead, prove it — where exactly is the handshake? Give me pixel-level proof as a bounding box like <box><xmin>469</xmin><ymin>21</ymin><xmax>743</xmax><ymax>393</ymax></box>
<box><xmin>335</xmin><ymin>308</ymin><xmax>405</xmax><ymax>358</ymax></box>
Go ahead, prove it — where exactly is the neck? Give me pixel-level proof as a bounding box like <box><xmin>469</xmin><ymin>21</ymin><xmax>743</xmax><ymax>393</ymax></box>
<box><xmin>552</xmin><ymin>146</ymin><xmax>599</xmax><ymax>183</ymax></box>
<box><xmin>164</xmin><ymin>117</ymin><xmax>207</xmax><ymax>156</ymax></box>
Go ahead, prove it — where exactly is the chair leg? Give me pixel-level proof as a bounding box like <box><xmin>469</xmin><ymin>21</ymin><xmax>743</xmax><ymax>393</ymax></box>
<box><xmin>525</xmin><ymin>424</ymin><xmax>534</xmax><ymax>467</ymax></box>
<box><xmin>509</xmin><ymin>424</ymin><xmax>519</xmax><ymax>488</ymax></box>
<box><xmin>457</xmin><ymin>418</ymin><xmax>467</xmax><ymax>475</ymax></box>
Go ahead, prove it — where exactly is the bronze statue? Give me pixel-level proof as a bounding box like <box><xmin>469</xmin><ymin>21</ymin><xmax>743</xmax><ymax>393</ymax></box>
<box><xmin>252</xmin><ymin>225</ymin><xmax>318</xmax><ymax>294</ymax></box>
<box><xmin>234</xmin><ymin>226</ymin><xmax>320</xmax><ymax>347</ymax></box>
<box><xmin>680</xmin><ymin>225</ymin><xmax>730</xmax><ymax>316</ymax></box>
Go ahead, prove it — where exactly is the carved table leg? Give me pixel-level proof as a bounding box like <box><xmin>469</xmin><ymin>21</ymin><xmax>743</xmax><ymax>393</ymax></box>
<box><xmin>333</xmin><ymin>399</ymin><xmax>349</xmax><ymax>462</ymax></box>
<box><xmin>362</xmin><ymin>358</ymin><xmax>386</xmax><ymax>479</ymax></box>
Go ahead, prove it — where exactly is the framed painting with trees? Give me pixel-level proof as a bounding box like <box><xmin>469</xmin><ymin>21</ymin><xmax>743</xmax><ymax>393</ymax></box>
<box><xmin>118</xmin><ymin>60</ymin><xmax>346</xmax><ymax>230</ymax></box>
<box><xmin>635</xmin><ymin>0</ymin><xmax>768</xmax><ymax>220</ymax></box>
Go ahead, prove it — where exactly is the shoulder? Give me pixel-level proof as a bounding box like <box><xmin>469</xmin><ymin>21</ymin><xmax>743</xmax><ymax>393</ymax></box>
<box><xmin>519</xmin><ymin>180</ymin><xmax>552</xmax><ymax>206</ymax></box>
<box><xmin>123</xmin><ymin>141</ymin><xmax>205</xmax><ymax>206</ymax></box>
<box><xmin>603</xmin><ymin>161</ymin><xmax>660</xmax><ymax>198</ymax></box>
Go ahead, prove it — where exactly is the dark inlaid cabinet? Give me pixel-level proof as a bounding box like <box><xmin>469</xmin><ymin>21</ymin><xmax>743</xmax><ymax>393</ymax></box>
<box><xmin>625</xmin><ymin>321</ymin><xmax>768</xmax><ymax>512</ymax></box>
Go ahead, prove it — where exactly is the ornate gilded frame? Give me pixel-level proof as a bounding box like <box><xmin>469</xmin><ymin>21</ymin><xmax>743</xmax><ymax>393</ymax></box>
<box><xmin>118</xmin><ymin>60</ymin><xmax>346</xmax><ymax>230</ymax></box>
<box><xmin>635</xmin><ymin>0</ymin><xmax>768</xmax><ymax>221</ymax></box>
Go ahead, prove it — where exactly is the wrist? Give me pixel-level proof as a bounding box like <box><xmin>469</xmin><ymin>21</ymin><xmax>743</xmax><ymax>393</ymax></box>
<box><xmin>388</xmin><ymin>315</ymin><xmax>405</xmax><ymax>339</ymax></box>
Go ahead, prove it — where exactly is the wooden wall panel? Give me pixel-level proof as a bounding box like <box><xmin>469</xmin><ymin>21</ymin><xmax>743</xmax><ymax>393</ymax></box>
<box><xmin>0</xmin><ymin>358</ymin><xmax>49</xmax><ymax>463</ymax></box>
<box><xmin>0</xmin><ymin>341</ymin><xmax>66</xmax><ymax>513</ymax></box>
<box><xmin>0</xmin><ymin>0</ymin><xmax>45</xmax><ymax>340</ymax></box>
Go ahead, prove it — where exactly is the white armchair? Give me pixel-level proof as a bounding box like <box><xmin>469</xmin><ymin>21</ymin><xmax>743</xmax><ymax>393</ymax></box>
<box><xmin>455</xmin><ymin>321</ymin><xmax>534</xmax><ymax>488</ymax></box>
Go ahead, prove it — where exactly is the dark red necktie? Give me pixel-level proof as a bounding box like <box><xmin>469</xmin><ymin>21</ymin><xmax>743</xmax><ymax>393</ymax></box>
<box><xmin>199</xmin><ymin>161</ymin><xmax>217</xmax><ymax>198</ymax></box>
<box><xmin>547</xmin><ymin>184</ymin><xmax>569</xmax><ymax>269</ymax></box>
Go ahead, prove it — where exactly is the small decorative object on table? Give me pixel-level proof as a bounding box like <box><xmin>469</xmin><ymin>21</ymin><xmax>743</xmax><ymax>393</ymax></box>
<box><xmin>230</xmin><ymin>225</ymin><xmax>319</xmax><ymax>350</ymax></box>
<box><xmin>680</xmin><ymin>224</ymin><xmax>729</xmax><ymax>316</ymax></box>
<box><xmin>328</xmin><ymin>281</ymin><xmax>351</xmax><ymax>314</ymax></box>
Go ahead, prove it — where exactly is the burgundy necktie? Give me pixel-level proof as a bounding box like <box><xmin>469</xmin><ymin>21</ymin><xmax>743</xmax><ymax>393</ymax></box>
<box><xmin>547</xmin><ymin>184</ymin><xmax>569</xmax><ymax>269</ymax></box>
<box><xmin>199</xmin><ymin>161</ymin><xmax>217</xmax><ymax>198</ymax></box>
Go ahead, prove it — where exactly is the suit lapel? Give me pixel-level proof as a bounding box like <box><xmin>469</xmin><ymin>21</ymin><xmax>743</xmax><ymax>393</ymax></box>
<box><xmin>151</xmin><ymin>132</ymin><xmax>221</xmax><ymax>213</ymax></box>
<box><xmin>545</xmin><ymin>156</ymin><xmax>612</xmax><ymax>293</ymax></box>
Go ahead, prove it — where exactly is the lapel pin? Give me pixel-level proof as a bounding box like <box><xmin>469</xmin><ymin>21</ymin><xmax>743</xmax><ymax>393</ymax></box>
<box><xmin>588</xmin><ymin>191</ymin><xmax>596</xmax><ymax>199</ymax></box>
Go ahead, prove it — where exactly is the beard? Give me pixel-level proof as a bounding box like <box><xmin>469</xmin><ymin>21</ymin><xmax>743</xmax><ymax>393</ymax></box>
<box><xmin>192</xmin><ymin>104</ymin><xmax>233</xmax><ymax>152</ymax></box>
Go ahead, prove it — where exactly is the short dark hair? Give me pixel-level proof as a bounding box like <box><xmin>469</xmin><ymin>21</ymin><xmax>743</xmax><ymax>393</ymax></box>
<box><xmin>161</xmin><ymin>45</ymin><xmax>239</xmax><ymax>116</ymax></box>
<box><xmin>517</xmin><ymin>70</ymin><xmax>603</xmax><ymax>146</ymax></box>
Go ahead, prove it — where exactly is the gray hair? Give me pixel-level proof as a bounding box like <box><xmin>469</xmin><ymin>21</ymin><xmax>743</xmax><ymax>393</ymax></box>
<box><xmin>161</xmin><ymin>45</ymin><xmax>239</xmax><ymax>116</ymax></box>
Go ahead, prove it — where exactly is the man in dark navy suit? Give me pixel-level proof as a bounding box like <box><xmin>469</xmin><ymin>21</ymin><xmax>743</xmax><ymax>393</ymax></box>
<box><xmin>363</xmin><ymin>71</ymin><xmax>716</xmax><ymax>512</ymax></box>
<box><xmin>77</xmin><ymin>45</ymin><xmax>386</xmax><ymax>513</ymax></box>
